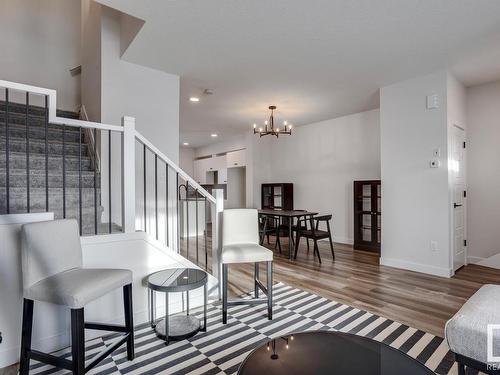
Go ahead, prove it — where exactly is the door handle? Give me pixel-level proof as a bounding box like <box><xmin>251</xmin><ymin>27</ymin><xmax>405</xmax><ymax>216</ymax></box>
<box><xmin>454</xmin><ymin>203</ymin><xmax>463</xmax><ymax>208</ymax></box>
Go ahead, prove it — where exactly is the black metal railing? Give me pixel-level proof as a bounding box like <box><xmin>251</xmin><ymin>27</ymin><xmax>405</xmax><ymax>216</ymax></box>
<box><xmin>1</xmin><ymin>86</ymin><xmax>123</xmax><ymax>236</ymax></box>
<box><xmin>136</xmin><ymin>138</ymin><xmax>213</xmax><ymax>271</ymax></box>
<box><xmin>1</xmin><ymin>82</ymin><xmax>217</xmax><ymax>272</ymax></box>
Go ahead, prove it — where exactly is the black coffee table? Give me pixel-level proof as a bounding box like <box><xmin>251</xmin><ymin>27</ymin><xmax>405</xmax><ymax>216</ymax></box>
<box><xmin>238</xmin><ymin>331</ymin><xmax>435</xmax><ymax>375</ymax></box>
<box><xmin>147</xmin><ymin>268</ymin><xmax>208</xmax><ymax>345</ymax></box>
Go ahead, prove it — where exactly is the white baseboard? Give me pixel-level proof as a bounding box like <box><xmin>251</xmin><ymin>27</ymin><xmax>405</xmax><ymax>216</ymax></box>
<box><xmin>0</xmin><ymin>330</ymin><xmax>69</xmax><ymax>369</ymax></box>
<box><xmin>317</xmin><ymin>236</ymin><xmax>353</xmax><ymax>245</ymax></box>
<box><xmin>467</xmin><ymin>256</ymin><xmax>485</xmax><ymax>264</ymax></box>
<box><xmin>380</xmin><ymin>257</ymin><xmax>453</xmax><ymax>278</ymax></box>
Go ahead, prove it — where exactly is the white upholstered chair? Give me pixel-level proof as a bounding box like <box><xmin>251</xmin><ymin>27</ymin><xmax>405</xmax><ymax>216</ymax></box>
<box><xmin>19</xmin><ymin>219</ymin><xmax>134</xmax><ymax>374</ymax></box>
<box><xmin>221</xmin><ymin>209</ymin><xmax>273</xmax><ymax>324</ymax></box>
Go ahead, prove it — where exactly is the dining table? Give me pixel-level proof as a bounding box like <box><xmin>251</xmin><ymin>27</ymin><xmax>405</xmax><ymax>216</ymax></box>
<box><xmin>258</xmin><ymin>209</ymin><xmax>318</xmax><ymax>260</ymax></box>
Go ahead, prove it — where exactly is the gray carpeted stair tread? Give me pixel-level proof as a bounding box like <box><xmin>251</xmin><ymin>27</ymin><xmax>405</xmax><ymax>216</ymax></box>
<box><xmin>0</xmin><ymin>151</ymin><xmax>93</xmax><ymax>171</ymax></box>
<box><xmin>0</xmin><ymin>136</ymin><xmax>88</xmax><ymax>156</ymax></box>
<box><xmin>0</xmin><ymin>102</ymin><xmax>119</xmax><ymax>233</ymax></box>
<box><xmin>0</xmin><ymin>101</ymin><xmax>79</xmax><ymax>119</ymax></box>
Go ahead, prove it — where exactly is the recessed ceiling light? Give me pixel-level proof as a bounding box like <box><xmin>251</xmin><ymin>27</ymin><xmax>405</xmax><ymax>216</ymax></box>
<box><xmin>211</xmin><ymin>133</ymin><xmax>218</xmax><ymax>137</ymax></box>
<box><xmin>183</xmin><ymin>142</ymin><xmax>189</xmax><ymax>146</ymax></box>
<box><xmin>189</xmin><ymin>97</ymin><xmax>200</xmax><ymax>102</ymax></box>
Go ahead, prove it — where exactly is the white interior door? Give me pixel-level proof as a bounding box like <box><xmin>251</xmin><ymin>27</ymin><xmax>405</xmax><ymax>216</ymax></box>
<box><xmin>452</xmin><ymin>125</ymin><xmax>466</xmax><ymax>271</ymax></box>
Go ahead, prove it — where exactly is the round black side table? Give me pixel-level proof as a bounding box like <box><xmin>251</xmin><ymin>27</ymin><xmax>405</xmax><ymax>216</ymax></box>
<box><xmin>147</xmin><ymin>268</ymin><xmax>208</xmax><ymax>345</ymax></box>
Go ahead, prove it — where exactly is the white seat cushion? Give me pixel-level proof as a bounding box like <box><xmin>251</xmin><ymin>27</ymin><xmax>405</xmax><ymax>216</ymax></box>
<box><xmin>222</xmin><ymin>243</ymin><xmax>273</xmax><ymax>264</ymax></box>
<box><xmin>24</xmin><ymin>268</ymin><xmax>132</xmax><ymax>309</ymax></box>
<box><xmin>445</xmin><ymin>284</ymin><xmax>500</xmax><ymax>364</ymax></box>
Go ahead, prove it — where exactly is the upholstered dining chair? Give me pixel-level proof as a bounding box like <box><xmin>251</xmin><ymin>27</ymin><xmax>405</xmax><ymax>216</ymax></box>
<box><xmin>19</xmin><ymin>219</ymin><xmax>134</xmax><ymax>374</ymax></box>
<box><xmin>222</xmin><ymin>209</ymin><xmax>273</xmax><ymax>324</ymax></box>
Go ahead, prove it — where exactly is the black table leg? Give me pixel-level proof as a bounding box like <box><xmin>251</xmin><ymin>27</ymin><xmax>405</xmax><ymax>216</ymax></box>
<box><xmin>150</xmin><ymin>289</ymin><xmax>156</xmax><ymax>328</ymax></box>
<box><xmin>288</xmin><ymin>218</ymin><xmax>293</xmax><ymax>260</ymax></box>
<box><xmin>164</xmin><ymin>292</ymin><xmax>169</xmax><ymax>345</ymax></box>
<box><xmin>203</xmin><ymin>283</ymin><xmax>207</xmax><ymax>331</ymax></box>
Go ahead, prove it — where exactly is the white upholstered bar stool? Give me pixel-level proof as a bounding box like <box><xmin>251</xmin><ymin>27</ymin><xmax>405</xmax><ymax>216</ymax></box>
<box><xmin>19</xmin><ymin>219</ymin><xmax>135</xmax><ymax>375</ymax></box>
<box><xmin>221</xmin><ymin>209</ymin><xmax>273</xmax><ymax>324</ymax></box>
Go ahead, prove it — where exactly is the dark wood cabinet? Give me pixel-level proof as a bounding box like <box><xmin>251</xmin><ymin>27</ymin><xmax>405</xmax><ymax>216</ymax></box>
<box><xmin>261</xmin><ymin>183</ymin><xmax>293</xmax><ymax>210</ymax></box>
<box><xmin>353</xmin><ymin>180</ymin><xmax>381</xmax><ymax>253</ymax></box>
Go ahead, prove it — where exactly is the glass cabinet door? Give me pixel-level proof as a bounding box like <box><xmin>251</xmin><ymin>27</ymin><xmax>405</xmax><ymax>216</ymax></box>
<box><xmin>262</xmin><ymin>186</ymin><xmax>272</xmax><ymax>208</ymax></box>
<box><xmin>354</xmin><ymin>180</ymin><xmax>381</xmax><ymax>252</ymax></box>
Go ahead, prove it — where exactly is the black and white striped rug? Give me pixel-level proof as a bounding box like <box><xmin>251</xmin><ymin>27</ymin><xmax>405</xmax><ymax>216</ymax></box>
<box><xmin>30</xmin><ymin>282</ymin><xmax>461</xmax><ymax>375</ymax></box>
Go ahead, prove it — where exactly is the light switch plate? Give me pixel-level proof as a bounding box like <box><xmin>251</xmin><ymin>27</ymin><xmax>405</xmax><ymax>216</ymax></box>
<box><xmin>426</xmin><ymin>94</ymin><xmax>439</xmax><ymax>109</ymax></box>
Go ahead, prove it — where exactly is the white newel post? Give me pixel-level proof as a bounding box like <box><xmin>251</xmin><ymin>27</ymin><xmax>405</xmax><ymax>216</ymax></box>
<box><xmin>211</xmin><ymin>189</ymin><xmax>224</xmax><ymax>298</ymax></box>
<box><xmin>121</xmin><ymin>116</ymin><xmax>136</xmax><ymax>233</ymax></box>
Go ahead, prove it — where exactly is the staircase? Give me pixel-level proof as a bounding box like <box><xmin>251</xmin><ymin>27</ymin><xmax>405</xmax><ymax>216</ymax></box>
<box><xmin>0</xmin><ymin>100</ymin><xmax>112</xmax><ymax>235</ymax></box>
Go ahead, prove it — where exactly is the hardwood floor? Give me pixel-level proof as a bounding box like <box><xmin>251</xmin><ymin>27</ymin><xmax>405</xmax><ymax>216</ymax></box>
<box><xmin>180</xmin><ymin>233</ymin><xmax>500</xmax><ymax>337</ymax></box>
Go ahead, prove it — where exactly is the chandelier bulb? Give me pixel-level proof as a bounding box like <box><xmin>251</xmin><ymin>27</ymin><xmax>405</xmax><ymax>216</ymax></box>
<box><xmin>253</xmin><ymin>123</ymin><xmax>256</xmax><ymax>128</ymax></box>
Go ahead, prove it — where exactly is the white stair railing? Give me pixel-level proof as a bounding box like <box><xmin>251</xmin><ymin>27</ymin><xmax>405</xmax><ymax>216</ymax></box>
<box><xmin>0</xmin><ymin>79</ymin><xmax>223</xmax><ymax>282</ymax></box>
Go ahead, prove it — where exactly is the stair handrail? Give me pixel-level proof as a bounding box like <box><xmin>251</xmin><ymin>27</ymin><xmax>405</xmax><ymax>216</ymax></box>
<box><xmin>0</xmin><ymin>79</ymin><xmax>214</xmax><ymax>200</ymax></box>
<box><xmin>0</xmin><ymin>79</ymin><xmax>123</xmax><ymax>132</ymax></box>
<box><xmin>134</xmin><ymin>130</ymin><xmax>215</xmax><ymax>204</ymax></box>
<box><xmin>78</xmin><ymin>104</ymin><xmax>101</xmax><ymax>173</ymax></box>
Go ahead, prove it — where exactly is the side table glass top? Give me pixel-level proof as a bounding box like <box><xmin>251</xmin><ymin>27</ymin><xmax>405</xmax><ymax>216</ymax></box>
<box><xmin>238</xmin><ymin>331</ymin><xmax>435</xmax><ymax>375</ymax></box>
<box><xmin>148</xmin><ymin>268</ymin><xmax>207</xmax><ymax>292</ymax></box>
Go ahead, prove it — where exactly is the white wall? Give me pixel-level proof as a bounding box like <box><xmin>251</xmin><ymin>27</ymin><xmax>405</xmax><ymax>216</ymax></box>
<box><xmin>251</xmin><ymin>110</ymin><xmax>380</xmax><ymax>244</ymax></box>
<box><xmin>193</xmin><ymin>110</ymin><xmax>380</xmax><ymax>243</ymax></box>
<box><xmin>0</xmin><ymin>0</ymin><xmax>81</xmax><ymax>111</ymax></box>
<box><xmin>466</xmin><ymin>79</ymin><xmax>500</xmax><ymax>261</ymax></box>
<box><xmin>380</xmin><ymin>71</ymin><xmax>453</xmax><ymax>277</ymax></box>
<box><xmin>195</xmin><ymin>135</ymin><xmax>247</xmax><ymax>158</ymax></box>
<box><xmin>226</xmin><ymin>167</ymin><xmax>246</xmax><ymax>209</ymax></box>
<box><xmin>179</xmin><ymin>147</ymin><xmax>195</xmax><ymax>178</ymax></box>
<box><xmin>81</xmin><ymin>5</ymin><xmax>181</xmax><ymax>233</ymax></box>
<box><xmin>81</xmin><ymin>0</ymin><xmax>102</xmax><ymax>122</ymax></box>
<box><xmin>100</xmin><ymin>6</ymin><xmax>180</xmax><ymax>162</ymax></box>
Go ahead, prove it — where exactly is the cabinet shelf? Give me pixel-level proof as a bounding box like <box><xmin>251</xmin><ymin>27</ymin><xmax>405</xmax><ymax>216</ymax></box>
<box><xmin>262</xmin><ymin>183</ymin><xmax>293</xmax><ymax>211</ymax></box>
<box><xmin>354</xmin><ymin>180</ymin><xmax>381</xmax><ymax>254</ymax></box>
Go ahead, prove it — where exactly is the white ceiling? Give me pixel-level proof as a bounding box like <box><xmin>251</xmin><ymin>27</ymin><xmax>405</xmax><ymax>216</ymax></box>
<box><xmin>98</xmin><ymin>0</ymin><xmax>500</xmax><ymax>148</ymax></box>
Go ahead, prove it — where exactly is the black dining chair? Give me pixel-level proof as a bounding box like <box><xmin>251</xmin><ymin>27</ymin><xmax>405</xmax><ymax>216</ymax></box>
<box><xmin>275</xmin><ymin>210</ymin><xmax>310</xmax><ymax>253</ymax></box>
<box><xmin>259</xmin><ymin>215</ymin><xmax>279</xmax><ymax>246</ymax></box>
<box><xmin>294</xmin><ymin>214</ymin><xmax>334</xmax><ymax>263</ymax></box>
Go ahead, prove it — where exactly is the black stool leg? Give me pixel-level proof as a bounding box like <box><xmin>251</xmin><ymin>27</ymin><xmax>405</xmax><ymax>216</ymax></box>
<box><xmin>19</xmin><ymin>299</ymin><xmax>34</xmax><ymax>375</ymax></box>
<box><xmin>123</xmin><ymin>284</ymin><xmax>135</xmax><ymax>360</ymax></box>
<box><xmin>267</xmin><ymin>261</ymin><xmax>273</xmax><ymax>320</ymax></box>
<box><xmin>254</xmin><ymin>263</ymin><xmax>260</xmax><ymax>298</ymax></box>
<box><xmin>457</xmin><ymin>363</ymin><xmax>465</xmax><ymax>375</ymax></box>
<box><xmin>222</xmin><ymin>264</ymin><xmax>228</xmax><ymax>324</ymax></box>
<box><xmin>71</xmin><ymin>308</ymin><xmax>85</xmax><ymax>375</ymax></box>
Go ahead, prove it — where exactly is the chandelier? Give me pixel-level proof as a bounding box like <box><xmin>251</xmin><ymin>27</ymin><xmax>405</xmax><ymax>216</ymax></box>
<box><xmin>253</xmin><ymin>105</ymin><xmax>292</xmax><ymax>138</ymax></box>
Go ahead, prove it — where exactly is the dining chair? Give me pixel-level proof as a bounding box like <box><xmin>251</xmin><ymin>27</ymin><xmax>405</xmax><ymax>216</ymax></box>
<box><xmin>275</xmin><ymin>210</ymin><xmax>310</xmax><ymax>252</ymax></box>
<box><xmin>222</xmin><ymin>209</ymin><xmax>273</xmax><ymax>324</ymax></box>
<box><xmin>294</xmin><ymin>214</ymin><xmax>334</xmax><ymax>263</ymax></box>
<box><xmin>259</xmin><ymin>214</ymin><xmax>279</xmax><ymax>246</ymax></box>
